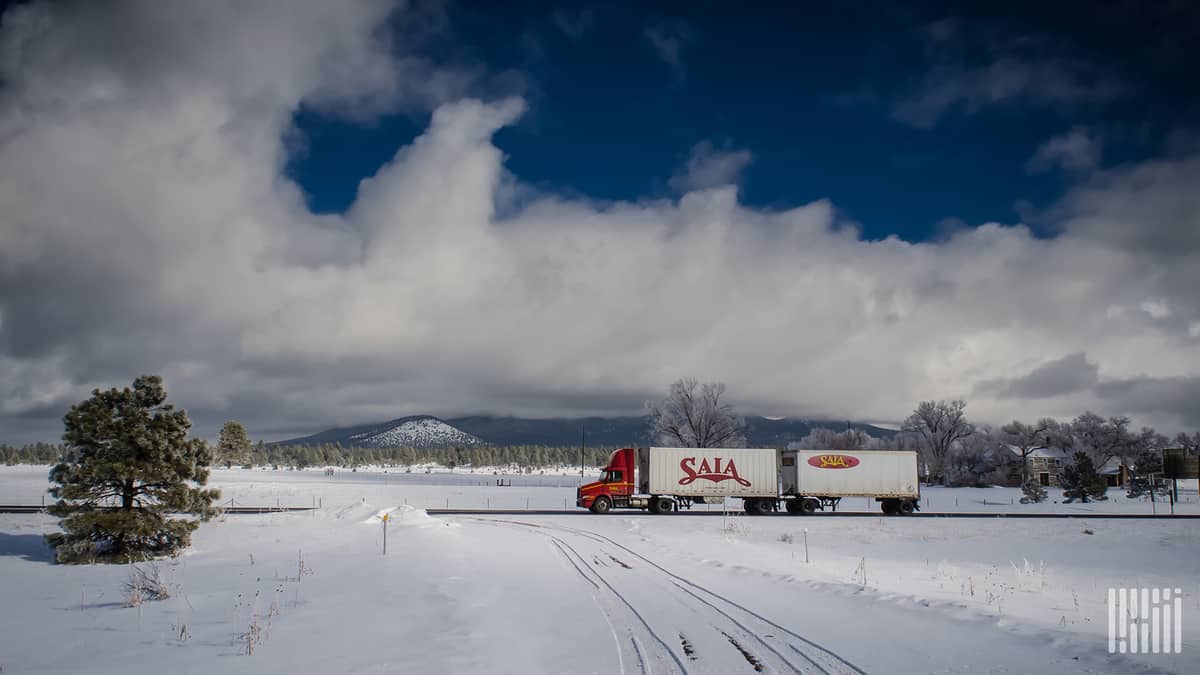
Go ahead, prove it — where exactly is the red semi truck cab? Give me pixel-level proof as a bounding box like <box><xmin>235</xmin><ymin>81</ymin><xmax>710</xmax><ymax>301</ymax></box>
<box><xmin>576</xmin><ymin>448</ymin><xmax>636</xmax><ymax>513</ymax></box>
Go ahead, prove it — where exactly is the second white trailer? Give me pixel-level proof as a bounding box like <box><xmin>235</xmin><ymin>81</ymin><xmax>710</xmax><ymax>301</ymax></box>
<box><xmin>780</xmin><ymin>449</ymin><xmax>921</xmax><ymax>515</ymax></box>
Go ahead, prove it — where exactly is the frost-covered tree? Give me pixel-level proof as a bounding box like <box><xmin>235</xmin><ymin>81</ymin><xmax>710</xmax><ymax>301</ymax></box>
<box><xmin>46</xmin><ymin>375</ymin><xmax>219</xmax><ymax>563</ymax></box>
<box><xmin>794</xmin><ymin>427</ymin><xmax>871</xmax><ymax>450</ymax></box>
<box><xmin>217</xmin><ymin>420</ymin><xmax>252</xmax><ymax>468</ymax></box>
<box><xmin>1173</xmin><ymin>432</ymin><xmax>1200</xmax><ymax>455</ymax></box>
<box><xmin>646</xmin><ymin>378</ymin><xmax>746</xmax><ymax>448</ymax></box>
<box><xmin>1060</xmin><ymin>452</ymin><xmax>1107</xmax><ymax>503</ymax></box>
<box><xmin>902</xmin><ymin>400</ymin><xmax>974</xmax><ymax>484</ymax></box>
<box><xmin>1069</xmin><ymin>412</ymin><xmax>1138</xmax><ymax>469</ymax></box>
<box><xmin>946</xmin><ymin>425</ymin><xmax>1007</xmax><ymax>486</ymax></box>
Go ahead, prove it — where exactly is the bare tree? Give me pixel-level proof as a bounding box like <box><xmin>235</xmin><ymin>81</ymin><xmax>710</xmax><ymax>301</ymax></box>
<box><xmin>1069</xmin><ymin>412</ymin><xmax>1139</xmax><ymax>469</ymax></box>
<box><xmin>870</xmin><ymin>431</ymin><xmax>921</xmax><ymax>452</ymax></box>
<box><xmin>947</xmin><ymin>425</ymin><xmax>1003</xmax><ymax>486</ymax></box>
<box><xmin>997</xmin><ymin>418</ymin><xmax>1062</xmax><ymax>485</ymax></box>
<box><xmin>794</xmin><ymin>427</ymin><xmax>871</xmax><ymax>450</ymax></box>
<box><xmin>646</xmin><ymin>378</ymin><xmax>746</xmax><ymax>448</ymax></box>
<box><xmin>901</xmin><ymin>400</ymin><xmax>974</xmax><ymax>484</ymax></box>
<box><xmin>1172</xmin><ymin>431</ymin><xmax>1200</xmax><ymax>455</ymax></box>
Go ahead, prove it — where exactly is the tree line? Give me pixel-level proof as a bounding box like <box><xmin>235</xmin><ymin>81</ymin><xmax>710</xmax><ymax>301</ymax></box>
<box><xmin>2</xmin><ymin>439</ymin><xmax>621</xmax><ymax>472</ymax></box>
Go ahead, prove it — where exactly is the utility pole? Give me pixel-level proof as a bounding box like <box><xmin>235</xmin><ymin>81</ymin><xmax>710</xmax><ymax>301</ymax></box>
<box><xmin>580</xmin><ymin>424</ymin><xmax>586</xmax><ymax>482</ymax></box>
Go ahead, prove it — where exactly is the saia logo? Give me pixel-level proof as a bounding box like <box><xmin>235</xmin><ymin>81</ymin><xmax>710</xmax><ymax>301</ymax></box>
<box><xmin>678</xmin><ymin>457</ymin><xmax>751</xmax><ymax>487</ymax></box>
<box><xmin>808</xmin><ymin>454</ymin><xmax>860</xmax><ymax>469</ymax></box>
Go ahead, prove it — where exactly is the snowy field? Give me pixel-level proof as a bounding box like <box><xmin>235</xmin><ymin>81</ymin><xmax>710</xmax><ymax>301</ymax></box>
<box><xmin>2</xmin><ymin>466</ymin><xmax>1199</xmax><ymax>674</ymax></box>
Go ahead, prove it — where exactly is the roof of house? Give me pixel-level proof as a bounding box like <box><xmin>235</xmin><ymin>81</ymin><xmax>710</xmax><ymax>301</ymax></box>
<box><xmin>1003</xmin><ymin>445</ymin><xmax>1070</xmax><ymax>459</ymax></box>
<box><xmin>1098</xmin><ymin>457</ymin><xmax>1126</xmax><ymax>474</ymax></box>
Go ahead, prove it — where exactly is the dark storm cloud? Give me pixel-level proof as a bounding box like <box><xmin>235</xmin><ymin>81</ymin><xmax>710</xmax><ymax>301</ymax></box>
<box><xmin>977</xmin><ymin>352</ymin><xmax>1100</xmax><ymax>400</ymax></box>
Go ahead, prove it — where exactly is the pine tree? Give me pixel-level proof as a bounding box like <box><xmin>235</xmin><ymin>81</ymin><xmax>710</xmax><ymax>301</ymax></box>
<box><xmin>1126</xmin><ymin>447</ymin><xmax>1165</xmax><ymax>499</ymax></box>
<box><xmin>1060</xmin><ymin>451</ymin><xmax>1108</xmax><ymax>503</ymax></box>
<box><xmin>1020</xmin><ymin>478</ymin><xmax>1047</xmax><ymax>504</ymax></box>
<box><xmin>46</xmin><ymin>375</ymin><xmax>220</xmax><ymax>563</ymax></box>
<box><xmin>217</xmin><ymin>420</ymin><xmax>253</xmax><ymax>468</ymax></box>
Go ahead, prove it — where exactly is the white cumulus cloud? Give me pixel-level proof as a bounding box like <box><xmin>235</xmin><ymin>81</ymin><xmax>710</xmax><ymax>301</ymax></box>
<box><xmin>0</xmin><ymin>1</ymin><xmax>1197</xmax><ymax>444</ymax></box>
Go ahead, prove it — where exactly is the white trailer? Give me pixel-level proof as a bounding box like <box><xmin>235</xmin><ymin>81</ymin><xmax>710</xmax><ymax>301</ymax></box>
<box><xmin>644</xmin><ymin>446</ymin><xmax>779</xmax><ymax>499</ymax></box>
<box><xmin>779</xmin><ymin>449</ymin><xmax>920</xmax><ymax>515</ymax></box>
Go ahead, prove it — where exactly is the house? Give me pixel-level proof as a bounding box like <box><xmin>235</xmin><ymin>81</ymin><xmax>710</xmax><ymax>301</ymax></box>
<box><xmin>1098</xmin><ymin>457</ymin><xmax>1130</xmax><ymax>487</ymax></box>
<box><xmin>997</xmin><ymin>445</ymin><xmax>1070</xmax><ymax>487</ymax></box>
<box><xmin>1026</xmin><ymin>447</ymin><xmax>1071</xmax><ymax>487</ymax></box>
<box><xmin>998</xmin><ymin>446</ymin><xmax>1130</xmax><ymax>488</ymax></box>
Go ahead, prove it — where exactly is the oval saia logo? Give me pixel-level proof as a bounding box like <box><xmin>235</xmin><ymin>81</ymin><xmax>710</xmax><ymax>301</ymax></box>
<box><xmin>808</xmin><ymin>454</ymin><xmax>860</xmax><ymax>469</ymax></box>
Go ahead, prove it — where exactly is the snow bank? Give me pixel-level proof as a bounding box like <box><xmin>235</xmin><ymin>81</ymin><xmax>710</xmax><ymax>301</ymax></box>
<box><xmin>361</xmin><ymin>504</ymin><xmax>444</xmax><ymax>528</ymax></box>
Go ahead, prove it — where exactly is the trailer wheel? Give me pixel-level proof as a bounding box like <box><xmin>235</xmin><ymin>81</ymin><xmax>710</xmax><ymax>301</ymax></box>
<box><xmin>590</xmin><ymin>496</ymin><xmax>612</xmax><ymax>514</ymax></box>
<box><xmin>880</xmin><ymin>499</ymin><xmax>898</xmax><ymax>515</ymax></box>
<box><xmin>800</xmin><ymin>498</ymin><xmax>819</xmax><ymax>514</ymax></box>
<box><xmin>745</xmin><ymin>499</ymin><xmax>772</xmax><ymax>515</ymax></box>
<box><xmin>897</xmin><ymin>500</ymin><xmax>915</xmax><ymax>516</ymax></box>
<box><xmin>785</xmin><ymin>499</ymin><xmax>803</xmax><ymax>514</ymax></box>
<box><xmin>655</xmin><ymin>497</ymin><xmax>675</xmax><ymax>514</ymax></box>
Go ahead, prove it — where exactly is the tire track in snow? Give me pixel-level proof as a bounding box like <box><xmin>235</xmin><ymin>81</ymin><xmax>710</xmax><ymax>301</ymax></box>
<box><xmin>489</xmin><ymin>518</ymin><xmax>801</xmax><ymax>673</ymax></box>
<box><xmin>473</xmin><ymin>517</ymin><xmax>867</xmax><ymax>675</ymax></box>
<box><xmin>540</xmin><ymin>520</ymin><xmax>867</xmax><ymax>675</ymax></box>
<box><xmin>499</xmin><ymin>520</ymin><xmax>690</xmax><ymax>675</ymax></box>
<box><xmin>549</xmin><ymin>539</ymin><xmax>627</xmax><ymax>675</ymax></box>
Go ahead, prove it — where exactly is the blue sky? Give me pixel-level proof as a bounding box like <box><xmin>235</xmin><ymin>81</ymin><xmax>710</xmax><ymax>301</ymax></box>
<box><xmin>287</xmin><ymin>1</ymin><xmax>1199</xmax><ymax>241</ymax></box>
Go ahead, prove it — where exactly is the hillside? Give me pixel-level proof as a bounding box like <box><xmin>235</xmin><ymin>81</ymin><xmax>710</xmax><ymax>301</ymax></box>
<box><xmin>278</xmin><ymin>415</ymin><xmax>895</xmax><ymax>448</ymax></box>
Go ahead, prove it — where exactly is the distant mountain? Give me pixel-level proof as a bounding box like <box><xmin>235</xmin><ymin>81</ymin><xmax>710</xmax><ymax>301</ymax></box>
<box><xmin>277</xmin><ymin>414</ymin><xmax>894</xmax><ymax>448</ymax></box>
<box><xmin>446</xmin><ymin>415</ymin><xmax>651</xmax><ymax>447</ymax></box>
<box><xmin>278</xmin><ymin>415</ymin><xmax>483</xmax><ymax>448</ymax></box>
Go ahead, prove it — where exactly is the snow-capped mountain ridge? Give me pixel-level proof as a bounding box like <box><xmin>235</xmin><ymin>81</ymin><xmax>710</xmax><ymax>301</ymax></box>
<box><xmin>278</xmin><ymin>415</ymin><xmax>483</xmax><ymax>448</ymax></box>
<box><xmin>347</xmin><ymin>418</ymin><xmax>482</xmax><ymax>448</ymax></box>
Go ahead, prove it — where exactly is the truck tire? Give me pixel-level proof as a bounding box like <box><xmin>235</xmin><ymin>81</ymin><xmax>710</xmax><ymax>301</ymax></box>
<box><xmin>785</xmin><ymin>499</ymin><xmax>803</xmax><ymax>514</ymax></box>
<box><xmin>743</xmin><ymin>498</ymin><xmax>767</xmax><ymax>514</ymax></box>
<box><xmin>800</xmin><ymin>498</ymin><xmax>818</xmax><ymax>514</ymax></box>
<box><xmin>897</xmin><ymin>500</ymin><xmax>915</xmax><ymax>516</ymax></box>
<box><xmin>590</xmin><ymin>496</ymin><xmax>612</xmax><ymax>514</ymax></box>
<box><xmin>655</xmin><ymin>497</ymin><xmax>674</xmax><ymax>514</ymax></box>
<box><xmin>745</xmin><ymin>498</ymin><xmax>772</xmax><ymax>515</ymax></box>
<box><xmin>880</xmin><ymin>499</ymin><xmax>898</xmax><ymax>515</ymax></box>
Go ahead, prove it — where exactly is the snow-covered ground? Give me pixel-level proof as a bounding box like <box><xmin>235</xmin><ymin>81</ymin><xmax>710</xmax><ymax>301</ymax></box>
<box><xmin>2</xmin><ymin>466</ymin><xmax>1198</xmax><ymax>673</ymax></box>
